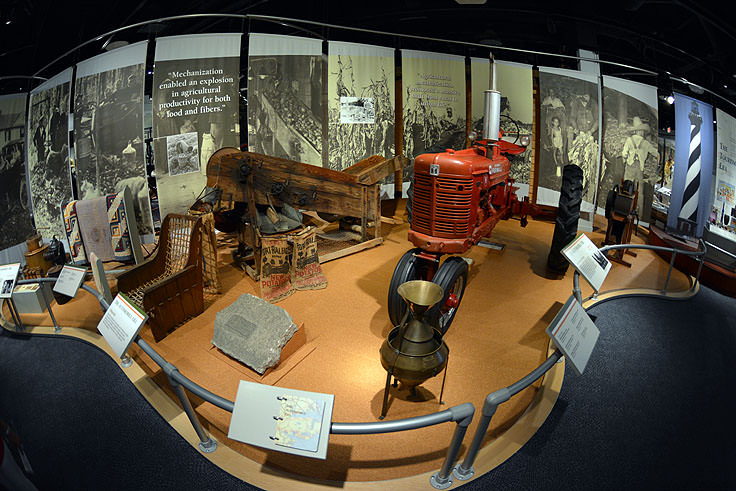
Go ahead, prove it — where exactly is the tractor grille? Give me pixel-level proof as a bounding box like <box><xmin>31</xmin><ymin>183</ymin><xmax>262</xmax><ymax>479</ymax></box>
<box><xmin>412</xmin><ymin>173</ymin><xmax>473</xmax><ymax>238</ymax></box>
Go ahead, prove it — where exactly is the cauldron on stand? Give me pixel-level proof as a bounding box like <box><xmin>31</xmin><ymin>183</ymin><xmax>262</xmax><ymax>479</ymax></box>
<box><xmin>379</xmin><ymin>280</ymin><xmax>449</xmax><ymax>419</ymax></box>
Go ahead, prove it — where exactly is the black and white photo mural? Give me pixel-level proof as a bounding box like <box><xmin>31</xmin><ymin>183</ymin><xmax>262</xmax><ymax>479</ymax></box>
<box><xmin>471</xmin><ymin>58</ymin><xmax>533</xmax><ymax>197</ymax></box>
<box><xmin>599</xmin><ymin>76</ymin><xmax>659</xmax><ymax>224</ymax></box>
<box><xmin>247</xmin><ymin>33</ymin><xmax>323</xmax><ymax>167</ymax></box>
<box><xmin>401</xmin><ymin>50</ymin><xmax>466</xmax><ymax>160</ymax></box>
<box><xmin>74</xmin><ymin>41</ymin><xmax>154</xmax><ymax>238</ymax></box>
<box><xmin>0</xmin><ymin>93</ymin><xmax>34</xmax><ymax>253</ymax></box>
<box><xmin>27</xmin><ymin>68</ymin><xmax>74</xmax><ymax>241</ymax></box>
<box><xmin>152</xmin><ymin>33</ymin><xmax>242</xmax><ymax>219</ymax></box>
<box><xmin>327</xmin><ymin>41</ymin><xmax>395</xmax><ymax>171</ymax></box>
<box><xmin>538</xmin><ymin>67</ymin><xmax>600</xmax><ymax>214</ymax></box>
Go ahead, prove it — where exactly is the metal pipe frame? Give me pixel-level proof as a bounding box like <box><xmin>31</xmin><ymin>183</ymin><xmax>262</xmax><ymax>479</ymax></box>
<box><xmin>2</xmin><ymin>238</ymin><xmax>709</xmax><ymax>485</ymax></box>
<box><xmin>31</xmin><ymin>13</ymin><xmax>657</xmax><ymax>80</ymax></box>
<box><xmin>590</xmin><ymin>242</ymin><xmax>707</xmax><ymax>300</ymax></box>
<box><xmin>454</xmin><ymin>240</ymin><xmax>706</xmax><ymax>482</ymax></box>
<box><xmin>6</xmin><ymin>297</ymin><xmax>23</xmax><ymax>330</ymax></box>
<box><xmin>21</xmin><ymin>12</ymin><xmax>736</xmax><ymax>110</ymax></box>
<box><xmin>453</xmin><ymin>350</ymin><xmax>563</xmax><ymax>480</ymax></box>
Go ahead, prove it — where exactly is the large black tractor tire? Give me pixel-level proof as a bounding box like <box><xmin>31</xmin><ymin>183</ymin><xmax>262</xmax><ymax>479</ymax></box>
<box><xmin>426</xmin><ymin>256</ymin><xmax>469</xmax><ymax>335</ymax></box>
<box><xmin>387</xmin><ymin>248</ymin><xmax>431</xmax><ymax>326</ymax></box>
<box><xmin>547</xmin><ymin>164</ymin><xmax>584</xmax><ymax>273</ymax></box>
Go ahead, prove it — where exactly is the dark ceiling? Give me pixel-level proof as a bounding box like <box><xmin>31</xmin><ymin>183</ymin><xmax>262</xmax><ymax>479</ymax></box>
<box><xmin>1</xmin><ymin>0</ymin><xmax>735</xmax><ymax>110</ymax></box>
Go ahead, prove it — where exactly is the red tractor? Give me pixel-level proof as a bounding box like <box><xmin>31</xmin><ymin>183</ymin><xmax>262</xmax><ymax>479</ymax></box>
<box><xmin>388</xmin><ymin>90</ymin><xmax>538</xmax><ymax>333</ymax></box>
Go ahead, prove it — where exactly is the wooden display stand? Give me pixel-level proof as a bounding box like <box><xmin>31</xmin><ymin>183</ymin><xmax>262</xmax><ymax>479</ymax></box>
<box><xmin>207</xmin><ymin>151</ymin><xmax>407</xmax><ymax>279</ymax></box>
<box><xmin>604</xmin><ymin>181</ymin><xmax>639</xmax><ymax>267</ymax></box>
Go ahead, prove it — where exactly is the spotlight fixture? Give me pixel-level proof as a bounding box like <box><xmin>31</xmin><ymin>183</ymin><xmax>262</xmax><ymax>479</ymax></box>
<box><xmin>666</xmin><ymin>94</ymin><xmax>675</xmax><ymax>104</ymax></box>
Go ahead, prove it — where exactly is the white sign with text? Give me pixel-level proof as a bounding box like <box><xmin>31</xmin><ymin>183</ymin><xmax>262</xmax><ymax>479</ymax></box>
<box><xmin>53</xmin><ymin>265</ymin><xmax>87</xmax><ymax>298</ymax></box>
<box><xmin>546</xmin><ymin>295</ymin><xmax>600</xmax><ymax>376</ymax></box>
<box><xmin>0</xmin><ymin>263</ymin><xmax>21</xmax><ymax>299</ymax></box>
<box><xmin>562</xmin><ymin>233</ymin><xmax>611</xmax><ymax>292</ymax></box>
<box><xmin>96</xmin><ymin>293</ymin><xmax>147</xmax><ymax>359</ymax></box>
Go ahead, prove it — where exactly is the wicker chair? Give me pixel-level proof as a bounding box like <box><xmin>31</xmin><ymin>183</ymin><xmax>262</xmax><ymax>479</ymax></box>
<box><xmin>117</xmin><ymin>214</ymin><xmax>204</xmax><ymax>341</ymax></box>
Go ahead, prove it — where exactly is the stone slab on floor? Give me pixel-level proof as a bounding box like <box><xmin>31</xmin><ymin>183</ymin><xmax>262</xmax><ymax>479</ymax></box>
<box><xmin>212</xmin><ymin>293</ymin><xmax>298</xmax><ymax>374</ymax></box>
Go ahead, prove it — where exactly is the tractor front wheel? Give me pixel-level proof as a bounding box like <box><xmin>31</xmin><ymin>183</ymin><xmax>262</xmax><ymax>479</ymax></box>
<box><xmin>427</xmin><ymin>256</ymin><xmax>469</xmax><ymax>335</ymax></box>
<box><xmin>387</xmin><ymin>248</ymin><xmax>432</xmax><ymax>327</ymax></box>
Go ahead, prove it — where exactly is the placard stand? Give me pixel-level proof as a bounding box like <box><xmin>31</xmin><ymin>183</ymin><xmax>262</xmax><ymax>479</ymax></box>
<box><xmin>6</xmin><ymin>297</ymin><xmax>23</xmax><ymax>330</ymax></box>
<box><xmin>545</xmin><ymin>295</ymin><xmax>600</xmax><ymax>376</ymax></box>
<box><xmin>40</xmin><ymin>289</ymin><xmax>59</xmax><ymax>332</ymax></box>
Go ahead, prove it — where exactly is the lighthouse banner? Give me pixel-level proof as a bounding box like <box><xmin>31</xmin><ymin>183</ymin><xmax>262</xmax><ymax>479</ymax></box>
<box><xmin>74</xmin><ymin>41</ymin><xmax>153</xmax><ymax>237</ymax></box>
<box><xmin>667</xmin><ymin>93</ymin><xmax>713</xmax><ymax>237</ymax></box>
<box><xmin>152</xmin><ymin>33</ymin><xmax>242</xmax><ymax>219</ymax></box>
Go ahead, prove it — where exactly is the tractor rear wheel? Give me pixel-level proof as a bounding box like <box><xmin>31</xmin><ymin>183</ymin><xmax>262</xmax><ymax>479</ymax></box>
<box><xmin>547</xmin><ymin>164</ymin><xmax>584</xmax><ymax>273</ymax></box>
<box><xmin>426</xmin><ymin>256</ymin><xmax>469</xmax><ymax>335</ymax></box>
<box><xmin>387</xmin><ymin>248</ymin><xmax>431</xmax><ymax>326</ymax></box>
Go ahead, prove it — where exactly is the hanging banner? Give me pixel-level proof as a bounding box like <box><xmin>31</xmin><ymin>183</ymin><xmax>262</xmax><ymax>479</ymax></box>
<box><xmin>28</xmin><ymin>68</ymin><xmax>74</xmax><ymax>241</ymax></box>
<box><xmin>471</xmin><ymin>58</ymin><xmax>533</xmax><ymax>197</ymax></box>
<box><xmin>74</xmin><ymin>41</ymin><xmax>153</xmax><ymax>237</ymax></box>
<box><xmin>401</xmin><ymin>50</ymin><xmax>466</xmax><ymax>160</ymax></box>
<box><xmin>248</xmin><ymin>33</ymin><xmax>323</xmax><ymax>167</ymax></box>
<box><xmin>667</xmin><ymin>93</ymin><xmax>714</xmax><ymax>236</ymax></box>
<box><xmin>713</xmin><ymin>108</ymin><xmax>736</xmax><ymax>239</ymax></box>
<box><xmin>153</xmin><ymin>33</ymin><xmax>242</xmax><ymax>219</ymax></box>
<box><xmin>327</xmin><ymin>41</ymin><xmax>395</xmax><ymax>171</ymax></box>
<box><xmin>599</xmin><ymin>76</ymin><xmax>659</xmax><ymax>224</ymax></box>
<box><xmin>0</xmin><ymin>94</ymin><xmax>34</xmax><ymax>254</ymax></box>
<box><xmin>538</xmin><ymin>67</ymin><xmax>601</xmax><ymax>213</ymax></box>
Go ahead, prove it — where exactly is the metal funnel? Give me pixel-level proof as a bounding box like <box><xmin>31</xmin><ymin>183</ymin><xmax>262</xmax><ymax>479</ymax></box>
<box><xmin>397</xmin><ymin>280</ymin><xmax>443</xmax><ymax>319</ymax></box>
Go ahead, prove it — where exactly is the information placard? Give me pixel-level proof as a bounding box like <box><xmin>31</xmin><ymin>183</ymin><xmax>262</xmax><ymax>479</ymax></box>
<box><xmin>562</xmin><ymin>233</ymin><xmax>611</xmax><ymax>292</ymax></box>
<box><xmin>53</xmin><ymin>265</ymin><xmax>87</xmax><ymax>298</ymax></box>
<box><xmin>228</xmin><ymin>380</ymin><xmax>334</xmax><ymax>459</ymax></box>
<box><xmin>0</xmin><ymin>263</ymin><xmax>21</xmax><ymax>299</ymax></box>
<box><xmin>546</xmin><ymin>295</ymin><xmax>600</xmax><ymax>375</ymax></box>
<box><xmin>96</xmin><ymin>293</ymin><xmax>147</xmax><ymax>358</ymax></box>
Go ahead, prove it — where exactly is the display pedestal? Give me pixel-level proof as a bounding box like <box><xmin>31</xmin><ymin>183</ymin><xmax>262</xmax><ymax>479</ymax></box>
<box><xmin>12</xmin><ymin>283</ymin><xmax>54</xmax><ymax>314</ymax></box>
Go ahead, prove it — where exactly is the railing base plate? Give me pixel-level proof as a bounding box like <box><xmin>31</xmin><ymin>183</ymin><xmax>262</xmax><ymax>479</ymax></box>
<box><xmin>430</xmin><ymin>472</ymin><xmax>453</xmax><ymax>489</ymax></box>
<box><xmin>453</xmin><ymin>463</ymin><xmax>475</xmax><ymax>480</ymax></box>
<box><xmin>199</xmin><ymin>438</ymin><xmax>218</xmax><ymax>453</ymax></box>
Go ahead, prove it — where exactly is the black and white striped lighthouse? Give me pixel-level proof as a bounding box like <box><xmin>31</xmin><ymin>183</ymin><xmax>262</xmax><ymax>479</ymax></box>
<box><xmin>679</xmin><ymin>101</ymin><xmax>703</xmax><ymax>222</ymax></box>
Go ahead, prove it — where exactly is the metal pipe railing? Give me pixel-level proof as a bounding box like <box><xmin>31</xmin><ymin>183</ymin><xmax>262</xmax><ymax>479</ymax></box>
<box><xmin>6</xmin><ymin>276</ymin><xmax>476</xmax><ymax>487</ymax></box>
<box><xmin>453</xmin><ymin>350</ymin><xmax>563</xmax><ymax>480</ymax></box>
<box><xmin>587</xmin><ymin>241</ymin><xmax>707</xmax><ymax>299</ymax></box>
<box><xmin>333</xmin><ymin>402</ymin><xmax>475</xmax><ymax>489</ymax></box>
<box><xmin>1</xmin><ymin>238</ymin><xmax>708</xmax><ymax>487</ymax></box>
<box><xmin>454</xmin><ymin>239</ymin><xmax>706</xmax><ymax>481</ymax></box>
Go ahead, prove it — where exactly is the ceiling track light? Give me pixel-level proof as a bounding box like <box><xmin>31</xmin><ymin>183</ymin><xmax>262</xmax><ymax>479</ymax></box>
<box><xmin>666</xmin><ymin>94</ymin><xmax>675</xmax><ymax>104</ymax></box>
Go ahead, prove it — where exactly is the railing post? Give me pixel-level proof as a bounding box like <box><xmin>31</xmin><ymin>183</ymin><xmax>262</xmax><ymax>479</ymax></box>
<box><xmin>39</xmin><ymin>287</ymin><xmax>60</xmax><ymax>333</ymax></box>
<box><xmin>572</xmin><ymin>272</ymin><xmax>583</xmax><ymax>304</ymax></box>
<box><xmin>695</xmin><ymin>239</ymin><xmax>706</xmax><ymax>288</ymax></box>
<box><xmin>662</xmin><ymin>250</ymin><xmax>677</xmax><ymax>294</ymax></box>
<box><xmin>7</xmin><ymin>298</ymin><xmax>23</xmax><ymax>330</ymax></box>
<box><xmin>167</xmin><ymin>371</ymin><xmax>218</xmax><ymax>453</ymax></box>
<box><xmin>453</xmin><ymin>389</ymin><xmax>508</xmax><ymax>480</ymax></box>
<box><xmin>430</xmin><ymin>402</ymin><xmax>475</xmax><ymax>489</ymax></box>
